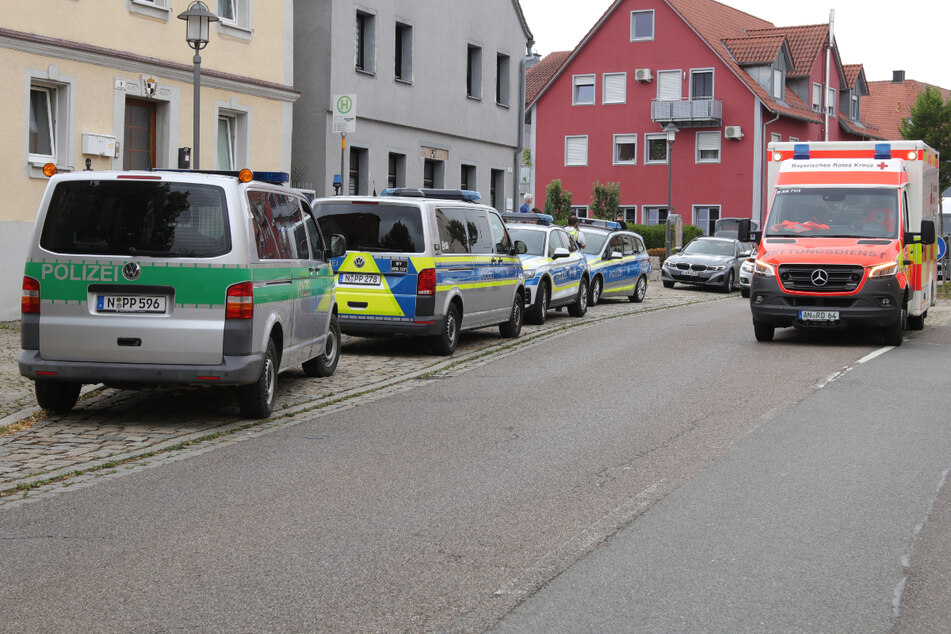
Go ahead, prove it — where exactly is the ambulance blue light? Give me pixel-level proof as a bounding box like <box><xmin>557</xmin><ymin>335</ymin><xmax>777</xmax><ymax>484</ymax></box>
<box><xmin>793</xmin><ymin>144</ymin><xmax>810</xmax><ymax>160</ymax></box>
<box><xmin>874</xmin><ymin>143</ymin><xmax>892</xmax><ymax>159</ymax></box>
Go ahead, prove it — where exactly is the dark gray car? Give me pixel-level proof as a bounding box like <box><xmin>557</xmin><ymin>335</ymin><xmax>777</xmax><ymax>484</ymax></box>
<box><xmin>661</xmin><ymin>236</ymin><xmax>752</xmax><ymax>292</ymax></box>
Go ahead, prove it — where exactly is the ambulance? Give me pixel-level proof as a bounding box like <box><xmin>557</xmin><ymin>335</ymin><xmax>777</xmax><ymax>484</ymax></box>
<box><xmin>740</xmin><ymin>141</ymin><xmax>939</xmax><ymax>346</ymax></box>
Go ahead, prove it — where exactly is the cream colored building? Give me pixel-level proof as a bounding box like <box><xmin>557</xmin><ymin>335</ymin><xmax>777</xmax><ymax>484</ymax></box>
<box><xmin>0</xmin><ymin>0</ymin><xmax>297</xmax><ymax>320</ymax></box>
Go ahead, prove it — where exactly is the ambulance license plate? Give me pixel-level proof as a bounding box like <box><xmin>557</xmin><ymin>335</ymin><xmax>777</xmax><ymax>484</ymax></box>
<box><xmin>340</xmin><ymin>273</ymin><xmax>380</xmax><ymax>285</ymax></box>
<box><xmin>96</xmin><ymin>295</ymin><xmax>167</xmax><ymax>313</ymax></box>
<box><xmin>799</xmin><ymin>310</ymin><xmax>839</xmax><ymax>322</ymax></box>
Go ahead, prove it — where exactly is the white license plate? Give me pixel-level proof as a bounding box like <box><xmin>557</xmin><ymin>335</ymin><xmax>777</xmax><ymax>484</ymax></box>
<box><xmin>340</xmin><ymin>273</ymin><xmax>381</xmax><ymax>285</ymax></box>
<box><xmin>799</xmin><ymin>310</ymin><xmax>839</xmax><ymax>322</ymax></box>
<box><xmin>685</xmin><ymin>269</ymin><xmax>699</xmax><ymax>276</ymax></box>
<box><xmin>96</xmin><ymin>295</ymin><xmax>167</xmax><ymax>313</ymax></box>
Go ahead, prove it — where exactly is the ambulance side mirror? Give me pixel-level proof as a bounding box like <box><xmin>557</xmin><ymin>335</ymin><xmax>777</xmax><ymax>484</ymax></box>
<box><xmin>738</xmin><ymin>219</ymin><xmax>761</xmax><ymax>244</ymax></box>
<box><xmin>905</xmin><ymin>220</ymin><xmax>936</xmax><ymax>246</ymax></box>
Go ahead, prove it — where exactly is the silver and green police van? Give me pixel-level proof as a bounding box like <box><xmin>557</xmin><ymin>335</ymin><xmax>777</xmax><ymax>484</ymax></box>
<box><xmin>19</xmin><ymin>167</ymin><xmax>344</xmax><ymax>418</ymax></box>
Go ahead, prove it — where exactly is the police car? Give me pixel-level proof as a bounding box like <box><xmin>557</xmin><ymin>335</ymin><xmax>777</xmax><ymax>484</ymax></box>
<box><xmin>503</xmin><ymin>213</ymin><xmax>590</xmax><ymax>325</ymax></box>
<box><xmin>576</xmin><ymin>218</ymin><xmax>651</xmax><ymax>304</ymax></box>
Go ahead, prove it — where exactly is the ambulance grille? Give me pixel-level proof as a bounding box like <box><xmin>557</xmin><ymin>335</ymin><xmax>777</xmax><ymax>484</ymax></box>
<box><xmin>777</xmin><ymin>265</ymin><xmax>864</xmax><ymax>292</ymax></box>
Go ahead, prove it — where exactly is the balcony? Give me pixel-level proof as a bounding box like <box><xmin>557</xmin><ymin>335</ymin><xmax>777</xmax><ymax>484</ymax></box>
<box><xmin>651</xmin><ymin>98</ymin><xmax>723</xmax><ymax>127</ymax></box>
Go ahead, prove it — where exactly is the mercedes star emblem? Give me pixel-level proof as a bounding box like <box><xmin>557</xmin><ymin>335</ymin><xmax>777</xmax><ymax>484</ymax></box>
<box><xmin>811</xmin><ymin>269</ymin><xmax>829</xmax><ymax>287</ymax></box>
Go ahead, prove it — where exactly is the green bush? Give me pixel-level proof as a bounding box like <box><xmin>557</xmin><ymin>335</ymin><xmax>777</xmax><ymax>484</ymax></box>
<box><xmin>629</xmin><ymin>223</ymin><xmax>703</xmax><ymax>250</ymax></box>
<box><xmin>544</xmin><ymin>180</ymin><xmax>573</xmax><ymax>224</ymax></box>
<box><xmin>590</xmin><ymin>181</ymin><xmax>621</xmax><ymax>220</ymax></box>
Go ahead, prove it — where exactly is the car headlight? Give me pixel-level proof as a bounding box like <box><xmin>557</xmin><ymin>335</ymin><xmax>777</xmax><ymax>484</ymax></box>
<box><xmin>869</xmin><ymin>261</ymin><xmax>899</xmax><ymax>278</ymax></box>
<box><xmin>707</xmin><ymin>265</ymin><xmax>725</xmax><ymax>271</ymax></box>
<box><xmin>741</xmin><ymin>260</ymin><xmax>755</xmax><ymax>273</ymax></box>
<box><xmin>754</xmin><ymin>259</ymin><xmax>775</xmax><ymax>277</ymax></box>
<box><xmin>664</xmin><ymin>260</ymin><xmax>678</xmax><ymax>268</ymax></box>
<box><xmin>523</xmin><ymin>268</ymin><xmax>537</xmax><ymax>278</ymax></box>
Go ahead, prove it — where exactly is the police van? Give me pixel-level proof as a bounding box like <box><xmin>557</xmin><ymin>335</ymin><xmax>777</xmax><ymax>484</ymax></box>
<box><xmin>19</xmin><ymin>166</ymin><xmax>344</xmax><ymax>418</ymax></box>
<box><xmin>312</xmin><ymin>189</ymin><xmax>526</xmax><ymax>355</ymax></box>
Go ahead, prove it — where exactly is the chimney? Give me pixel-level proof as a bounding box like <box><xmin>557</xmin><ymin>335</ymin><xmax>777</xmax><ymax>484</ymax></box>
<box><xmin>892</xmin><ymin>70</ymin><xmax>905</xmax><ymax>84</ymax></box>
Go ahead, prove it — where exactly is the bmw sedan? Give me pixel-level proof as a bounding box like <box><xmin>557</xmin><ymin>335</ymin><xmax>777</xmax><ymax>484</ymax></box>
<box><xmin>661</xmin><ymin>236</ymin><xmax>752</xmax><ymax>293</ymax></box>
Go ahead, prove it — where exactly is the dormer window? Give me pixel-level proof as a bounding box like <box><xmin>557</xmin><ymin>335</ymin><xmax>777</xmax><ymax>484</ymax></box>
<box><xmin>772</xmin><ymin>68</ymin><xmax>783</xmax><ymax>100</ymax></box>
<box><xmin>850</xmin><ymin>90</ymin><xmax>860</xmax><ymax>121</ymax></box>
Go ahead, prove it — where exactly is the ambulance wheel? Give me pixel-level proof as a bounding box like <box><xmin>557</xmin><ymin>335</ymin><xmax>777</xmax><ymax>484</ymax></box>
<box><xmin>753</xmin><ymin>319</ymin><xmax>774</xmax><ymax>342</ymax></box>
<box><xmin>239</xmin><ymin>339</ymin><xmax>277</xmax><ymax>419</ymax></box>
<box><xmin>568</xmin><ymin>278</ymin><xmax>589</xmax><ymax>317</ymax></box>
<box><xmin>526</xmin><ymin>282</ymin><xmax>548</xmax><ymax>325</ymax></box>
<box><xmin>663</xmin><ymin>280</ymin><xmax>675</xmax><ymax>288</ymax></box>
<box><xmin>883</xmin><ymin>306</ymin><xmax>906</xmax><ymax>346</ymax></box>
<box><xmin>35</xmin><ymin>380</ymin><xmax>81</xmax><ymax>413</ymax></box>
<box><xmin>630</xmin><ymin>276</ymin><xmax>647</xmax><ymax>303</ymax></box>
<box><xmin>499</xmin><ymin>292</ymin><xmax>523</xmax><ymax>338</ymax></box>
<box><xmin>741</xmin><ymin>287</ymin><xmax>750</xmax><ymax>298</ymax></box>
<box><xmin>589</xmin><ymin>276</ymin><xmax>603</xmax><ymax>306</ymax></box>
<box><xmin>303</xmin><ymin>314</ymin><xmax>340</xmax><ymax>377</ymax></box>
<box><xmin>431</xmin><ymin>304</ymin><xmax>460</xmax><ymax>356</ymax></box>
<box><xmin>908</xmin><ymin>312</ymin><xmax>925</xmax><ymax>331</ymax></box>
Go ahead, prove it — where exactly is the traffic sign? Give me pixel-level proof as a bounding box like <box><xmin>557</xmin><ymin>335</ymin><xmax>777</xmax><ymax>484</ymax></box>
<box><xmin>938</xmin><ymin>236</ymin><xmax>947</xmax><ymax>260</ymax></box>
<box><xmin>333</xmin><ymin>94</ymin><xmax>357</xmax><ymax>133</ymax></box>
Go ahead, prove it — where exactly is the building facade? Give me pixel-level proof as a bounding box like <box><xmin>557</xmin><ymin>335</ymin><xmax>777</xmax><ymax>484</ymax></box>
<box><xmin>293</xmin><ymin>0</ymin><xmax>534</xmax><ymax>212</ymax></box>
<box><xmin>527</xmin><ymin>0</ymin><xmax>882</xmax><ymax>235</ymax></box>
<box><xmin>0</xmin><ymin>0</ymin><xmax>298</xmax><ymax>319</ymax></box>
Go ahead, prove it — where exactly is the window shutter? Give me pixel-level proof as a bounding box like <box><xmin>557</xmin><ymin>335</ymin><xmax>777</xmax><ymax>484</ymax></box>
<box><xmin>657</xmin><ymin>70</ymin><xmax>682</xmax><ymax>101</ymax></box>
<box><xmin>604</xmin><ymin>74</ymin><xmax>626</xmax><ymax>104</ymax></box>
<box><xmin>697</xmin><ymin>132</ymin><xmax>720</xmax><ymax>153</ymax></box>
<box><xmin>565</xmin><ymin>136</ymin><xmax>588</xmax><ymax>166</ymax></box>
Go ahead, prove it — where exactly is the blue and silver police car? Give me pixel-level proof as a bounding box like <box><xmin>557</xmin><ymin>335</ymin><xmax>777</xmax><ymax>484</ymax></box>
<box><xmin>576</xmin><ymin>219</ymin><xmax>652</xmax><ymax>305</ymax></box>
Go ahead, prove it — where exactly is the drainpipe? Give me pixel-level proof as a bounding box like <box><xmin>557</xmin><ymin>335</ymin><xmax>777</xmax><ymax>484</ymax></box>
<box><xmin>824</xmin><ymin>10</ymin><xmax>834</xmax><ymax>141</ymax></box>
<box><xmin>514</xmin><ymin>42</ymin><xmax>540</xmax><ymax>212</ymax></box>
<box><xmin>761</xmin><ymin>111</ymin><xmax>781</xmax><ymax>225</ymax></box>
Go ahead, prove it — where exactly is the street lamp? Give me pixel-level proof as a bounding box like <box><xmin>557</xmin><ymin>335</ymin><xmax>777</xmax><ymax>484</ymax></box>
<box><xmin>178</xmin><ymin>1</ymin><xmax>218</xmax><ymax>170</ymax></box>
<box><xmin>663</xmin><ymin>122</ymin><xmax>679</xmax><ymax>258</ymax></box>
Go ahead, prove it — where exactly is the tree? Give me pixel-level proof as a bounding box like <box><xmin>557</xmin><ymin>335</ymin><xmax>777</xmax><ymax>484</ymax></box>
<box><xmin>900</xmin><ymin>86</ymin><xmax>951</xmax><ymax>195</ymax></box>
<box><xmin>589</xmin><ymin>181</ymin><xmax>621</xmax><ymax>220</ymax></box>
<box><xmin>544</xmin><ymin>179</ymin><xmax>573</xmax><ymax>223</ymax></box>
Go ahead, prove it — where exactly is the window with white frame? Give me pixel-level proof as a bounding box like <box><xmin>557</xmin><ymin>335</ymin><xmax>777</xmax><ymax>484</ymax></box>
<box><xmin>572</xmin><ymin>74</ymin><xmax>595</xmax><ymax>105</ymax></box>
<box><xmin>826</xmin><ymin>87</ymin><xmax>836</xmax><ymax>116</ymax></box>
<box><xmin>643</xmin><ymin>206</ymin><xmax>668</xmax><ymax>225</ymax></box>
<box><xmin>129</xmin><ymin>0</ymin><xmax>171</xmax><ymax>20</ymax></box>
<box><xmin>603</xmin><ymin>73</ymin><xmax>626</xmax><ymax>104</ymax></box>
<box><xmin>614</xmin><ymin>134</ymin><xmax>637</xmax><ymax>165</ymax></box>
<box><xmin>565</xmin><ymin>135</ymin><xmax>588</xmax><ymax>166</ymax></box>
<box><xmin>645</xmin><ymin>133</ymin><xmax>668</xmax><ymax>164</ymax></box>
<box><xmin>690</xmin><ymin>69</ymin><xmax>713</xmax><ymax>99</ymax></box>
<box><xmin>850</xmin><ymin>90</ymin><xmax>860</xmax><ymax>121</ymax></box>
<box><xmin>356</xmin><ymin>10</ymin><xmax>376</xmax><ymax>74</ymax></box>
<box><xmin>29</xmin><ymin>87</ymin><xmax>55</xmax><ymax>160</ymax></box>
<box><xmin>27</xmin><ymin>70</ymin><xmax>74</xmax><ymax>176</ymax></box>
<box><xmin>630</xmin><ymin>10</ymin><xmax>654</xmax><ymax>41</ymax></box>
<box><xmin>217</xmin><ymin>0</ymin><xmax>235</xmax><ymax>21</ymax></box>
<box><xmin>772</xmin><ymin>68</ymin><xmax>783</xmax><ymax>100</ymax></box>
<box><xmin>215</xmin><ymin>106</ymin><xmax>248</xmax><ymax>171</ymax></box>
<box><xmin>696</xmin><ymin>131</ymin><xmax>721</xmax><ymax>163</ymax></box>
<box><xmin>216</xmin><ymin>115</ymin><xmax>236</xmax><ymax>170</ymax></box>
<box><xmin>216</xmin><ymin>0</ymin><xmax>250</xmax><ymax>36</ymax></box>
<box><xmin>694</xmin><ymin>205</ymin><xmax>720</xmax><ymax>235</ymax></box>
<box><xmin>812</xmin><ymin>82</ymin><xmax>822</xmax><ymax>112</ymax></box>
<box><xmin>657</xmin><ymin>70</ymin><xmax>682</xmax><ymax>101</ymax></box>
<box><xmin>619</xmin><ymin>206</ymin><xmax>636</xmax><ymax>223</ymax></box>
<box><xmin>771</xmin><ymin>132</ymin><xmax>781</xmax><ymax>143</ymax></box>
<box><xmin>789</xmin><ymin>137</ymin><xmax>799</xmax><ymax>142</ymax></box>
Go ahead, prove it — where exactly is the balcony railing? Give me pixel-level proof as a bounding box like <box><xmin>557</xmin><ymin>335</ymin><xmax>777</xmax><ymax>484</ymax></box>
<box><xmin>651</xmin><ymin>98</ymin><xmax>723</xmax><ymax>127</ymax></box>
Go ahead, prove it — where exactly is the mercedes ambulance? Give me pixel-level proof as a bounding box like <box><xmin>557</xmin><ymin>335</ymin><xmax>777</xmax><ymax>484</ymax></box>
<box><xmin>741</xmin><ymin>141</ymin><xmax>938</xmax><ymax>346</ymax></box>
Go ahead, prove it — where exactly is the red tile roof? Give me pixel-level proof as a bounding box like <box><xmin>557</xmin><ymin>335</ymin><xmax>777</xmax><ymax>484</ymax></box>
<box><xmin>746</xmin><ymin>24</ymin><xmax>829</xmax><ymax>79</ymax></box>
<box><xmin>864</xmin><ymin>79</ymin><xmax>951</xmax><ymax>140</ymax></box>
<box><xmin>722</xmin><ymin>35</ymin><xmax>787</xmax><ymax>66</ymax></box>
<box><xmin>842</xmin><ymin>64</ymin><xmax>863</xmax><ymax>89</ymax></box>
<box><xmin>525</xmin><ymin>51</ymin><xmax>571</xmax><ymax>105</ymax></box>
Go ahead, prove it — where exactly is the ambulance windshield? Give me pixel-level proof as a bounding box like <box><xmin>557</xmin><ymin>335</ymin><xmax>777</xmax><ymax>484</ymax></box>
<box><xmin>765</xmin><ymin>188</ymin><xmax>899</xmax><ymax>239</ymax></box>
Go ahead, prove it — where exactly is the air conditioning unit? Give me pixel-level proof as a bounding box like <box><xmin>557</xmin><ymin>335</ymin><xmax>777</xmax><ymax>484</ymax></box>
<box><xmin>634</xmin><ymin>68</ymin><xmax>653</xmax><ymax>83</ymax></box>
<box><xmin>724</xmin><ymin>125</ymin><xmax>744</xmax><ymax>140</ymax></box>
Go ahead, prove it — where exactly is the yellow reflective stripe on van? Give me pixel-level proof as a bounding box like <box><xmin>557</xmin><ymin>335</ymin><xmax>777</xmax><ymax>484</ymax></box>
<box><xmin>436</xmin><ymin>279</ymin><xmax>519</xmax><ymax>292</ymax></box>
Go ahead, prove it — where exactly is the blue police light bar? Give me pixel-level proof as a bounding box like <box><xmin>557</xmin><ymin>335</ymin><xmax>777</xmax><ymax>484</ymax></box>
<box><xmin>792</xmin><ymin>143</ymin><xmax>811</xmax><ymax>160</ymax></box>
<box><xmin>874</xmin><ymin>143</ymin><xmax>892</xmax><ymax>159</ymax></box>
<box><xmin>502</xmin><ymin>212</ymin><xmax>554</xmax><ymax>225</ymax></box>
<box><xmin>381</xmin><ymin>188</ymin><xmax>482</xmax><ymax>202</ymax></box>
<box><xmin>152</xmin><ymin>168</ymin><xmax>289</xmax><ymax>184</ymax></box>
<box><xmin>252</xmin><ymin>171</ymin><xmax>290</xmax><ymax>185</ymax></box>
<box><xmin>578</xmin><ymin>217</ymin><xmax>622</xmax><ymax>231</ymax></box>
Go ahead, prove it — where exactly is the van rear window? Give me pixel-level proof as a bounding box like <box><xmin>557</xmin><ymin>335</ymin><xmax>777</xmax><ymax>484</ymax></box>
<box><xmin>313</xmin><ymin>202</ymin><xmax>424</xmax><ymax>253</ymax></box>
<box><xmin>40</xmin><ymin>180</ymin><xmax>230</xmax><ymax>257</ymax></box>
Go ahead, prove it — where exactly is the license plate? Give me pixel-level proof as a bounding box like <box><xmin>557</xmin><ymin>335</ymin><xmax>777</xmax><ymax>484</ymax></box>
<box><xmin>96</xmin><ymin>295</ymin><xmax>167</xmax><ymax>313</ymax></box>
<box><xmin>685</xmin><ymin>269</ymin><xmax>699</xmax><ymax>276</ymax></box>
<box><xmin>340</xmin><ymin>273</ymin><xmax>381</xmax><ymax>285</ymax></box>
<box><xmin>799</xmin><ymin>310</ymin><xmax>839</xmax><ymax>322</ymax></box>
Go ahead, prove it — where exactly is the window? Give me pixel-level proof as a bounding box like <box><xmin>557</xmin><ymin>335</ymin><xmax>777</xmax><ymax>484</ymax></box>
<box><xmin>496</xmin><ymin>53</ymin><xmax>510</xmax><ymax>106</ymax></box>
<box><xmin>696</xmin><ymin>131</ymin><xmax>721</xmax><ymax>163</ymax></box>
<box><xmin>572</xmin><ymin>74</ymin><xmax>595</xmax><ymax>105</ymax></box>
<box><xmin>643</xmin><ymin>207</ymin><xmax>668</xmax><ymax>226</ymax></box>
<box><xmin>129</xmin><ymin>0</ymin><xmax>171</xmax><ymax>20</ymax></box>
<box><xmin>388</xmin><ymin>152</ymin><xmax>406</xmax><ymax>188</ymax></box>
<box><xmin>571</xmin><ymin>206</ymin><xmax>589</xmax><ymax>219</ymax></box>
<box><xmin>27</xmin><ymin>69</ymin><xmax>75</xmax><ymax>176</ymax></box>
<box><xmin>565</xmin><ymin>136</ymin><xmax>588</xmax><ymax>166</ymax></box>
<box><xmin>467</xmin><ymin>45</ymin><xmax>482</xmax><ymax>99</ymax></box>
<box><xmin>657</xmin><ymin>70</ymin><xmax>682</xmax><ymax>101</ymax></box>
<box><xmin>694</xmin><ymin>205</ymin><xmax>720</xmax><ymax>235</ymax></box>
<box><xmin>216</xmin><ymin>0</ymin><xmax>250</xmax><ymax>36</ymax></box>
<box><xmin>690</xmin><ymin>70</ymin><xmax>713</xmax><ymax>99</ymax></box>
<box><xmin>215</xmin><ymin>104</ymin><xmax>249</xmax><ymax>171</ymax></box>
<box><xmin>614</xmin><ymin>134</ymin><xmax>637</xmax><ymax>165</ymax></box>
<box><xmin>395</xmin><ymin>22</ymin><xmax>413</xmax><ymax>82</ymax></box>
<box><xmin>619</xmin><ymin>207</ymin><xmax>636</xmax><ymax>223</ymax></box>
<box><xmin>460</xmin><ymin>164</ymin><xmax>476</xmax><ymax>191</ymax></box>
<box><xmin>772</xmin><ymin>68</ymin><xmax>783</xmax><ymax>100</ymax></box>
<box><xmin>423</xmin><ymin>158</ymin><xmax>444</xmax><ymax>188</ymax></box>
<box><xmin>645</xmin><ymin>134</ymin><xmax>668</xmax><ymax>164</ymax></box>
<box><xmin>436</xmin><ymin>208</ymin><xmax>490</xmax><ymax>254</ymax></box>
<box><xmin>217</xmin><ymin>0</ymin><xmax>235</xmax><ymax>21</ymax></box>
<box><xmin>771</xmin><ymin>132</ymin><xmax>781</xmax><ymax>143</ymax></box>
<box><xmin>490</xmin><ymin>169</ymin><xmax>505</xmax><ymax>211</ymax></box>
<box><xmin>29</xmin><ymin>87</ymin><xmax>54</xmax><ymax>158</ymax></box>
<box><xmin>812</xmin><ymin>82</ymin><xmax>822</xmax><ymax>112</ymax></box>
<box><xmin>850</xmin><ymin>91</ymin><xmax>860</xmax><ymax>121</ymax></box>
<box><xmin>486</xmin><ymin>212</ymin><xmax>513</xmax><ymax>253</ymax></box>
<box><xmin>826</xmin><ymin>87</ymin><xmax>836</xmax><ymax>116</ymax></box>
<box><xmin>630</xmin><ymin>10</ymin><xmax>654</xmax><ymax>41</ymax></box>
<box><xmin>216</xmin><ymin>115</ymin><xmax>235</xmax><ymax>170</ymax></box>
<box><xmin>348</xmin><ymin>147</ymin><xmax>368</xmax><ymax>195</ymax></box>
<box><xmin>603</xmin><ymin>73</ymin><xmax>626</xmax><ymax>104</ymax></box>
<box><xmin>356</xmin><ymin>11</ymin><xmax>376</xmax><ymax>74</ymax></box>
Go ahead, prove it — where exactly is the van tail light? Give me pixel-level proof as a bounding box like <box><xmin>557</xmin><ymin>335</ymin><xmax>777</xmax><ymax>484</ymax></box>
<box><xmin>22</xmin><ymin>276</ymin><xmax>40</xmax><ymax>314</ymax></box>
<box><xmin>226</xmin><ymin>282</ymin><xmax>254</xmax><ymax>319</ymax></box>
<box><xmin>417</xmin><ymin>268</ymin><xmax>436</xmax><ymax>296</ymax></box>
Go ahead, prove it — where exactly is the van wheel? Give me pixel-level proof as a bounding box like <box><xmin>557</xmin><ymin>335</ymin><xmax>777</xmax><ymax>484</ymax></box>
<box><xmin>589</xmin><ymin>276</ymin><xmax>603</xmax><ymax>306</ymax></box>
<box><xmin>568</xmin><ymin>278</ymin><xmax>588</xmax><ymax>317</ymax></box>
<box><xmin>908</xmin><ymin>312</ymin><xmax>925</xmax><ymax>331</ymax></box>
<box><xmin>753</xmin><ymin>319</ymin><xmax>775</xmax><ymax>342</ymax></box>
<box><xmin>630</xmin><ymin>276</ymin><xmax>647</xmax><ymax>303</ymax></box>
<box><xmin>35</xmin><ymin>380</ymin><xmax>81</xmax><ymax>413</ymax></box>
<box><xmin>303</xmin><ymin>314</ymin><xmax>340</xmax><ymax>377</ymax></box>
<box><xmin>883</xmin><ymin>306</ymin><xmax>906</xmax><ymax>346</ymax></box>
<box><xmin>431</xmin><ymin>304</ymin><xmax>459</xmax><ymax>356</ymax></box>
<box><xmin>526</xmin><ymin>281</ymin><xmax>548</xmax><ymax>325</ymax></box>
<box><xmin>239</xmin><ymin>339</ymin><xmax>278</xmax><ymax>418</ymax></box>
<box><xmin>741</xmin><ymin>288</ymin><xmax>750</xmax><ymax>298</ymax></box>
<box><xmin>499</xmin><ymin>292</ymin><xmax>523</xmax><ymax>338</ymax></box>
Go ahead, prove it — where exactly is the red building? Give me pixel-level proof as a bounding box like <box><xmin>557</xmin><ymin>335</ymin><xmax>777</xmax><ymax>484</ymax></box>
<box><xmin>527</xmin><ymin>0</ymin><xmax>883</xmax><ymax>233</ymax></box>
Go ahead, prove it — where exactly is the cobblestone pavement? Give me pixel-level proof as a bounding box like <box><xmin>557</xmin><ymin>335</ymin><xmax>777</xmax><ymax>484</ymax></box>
<box><xmin>2</xmin><ymin>285</ymin><xmax>949</xmax><ymax>506</ymax></box>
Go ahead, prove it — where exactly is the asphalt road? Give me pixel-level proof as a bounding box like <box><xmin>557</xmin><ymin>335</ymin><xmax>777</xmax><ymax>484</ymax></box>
<box><xmin>0</xmin><ymin>296</ymin><xmax>947</xmax><ymax>632</ymax></box>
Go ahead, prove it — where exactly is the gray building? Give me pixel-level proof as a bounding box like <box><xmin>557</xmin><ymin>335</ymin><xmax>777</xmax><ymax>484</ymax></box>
<box><xmin>293</xmin><ymin>0</ymin><xmax>533</xmax><ymax>212</ymax></box>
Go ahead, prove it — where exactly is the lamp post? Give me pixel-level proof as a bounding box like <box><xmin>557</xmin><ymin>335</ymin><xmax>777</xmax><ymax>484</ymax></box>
<box><xmin>663</xmin><ymin>122</ymin><xmax>679</xmax><ymax>258</ymax></box>
<box><xmin>178</xmin><ymin>1</ymin><xmax>218</xmax><ymax>170</ymax></box>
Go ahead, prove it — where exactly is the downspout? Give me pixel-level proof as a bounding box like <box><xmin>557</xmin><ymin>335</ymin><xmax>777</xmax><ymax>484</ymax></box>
<box><xmin>761</xmin><ymin>110</ymin><xmax>781</xmax><ymax>225</ymax></box>
<box><xmin>514</xmin><ymin>41</ymin><xmax>539</xmax><ymax>212</ymax></box>
<box><xmin>824</xmin><ymin>10</ymin><xmax>834</xmax><ymax>141</ymax></box>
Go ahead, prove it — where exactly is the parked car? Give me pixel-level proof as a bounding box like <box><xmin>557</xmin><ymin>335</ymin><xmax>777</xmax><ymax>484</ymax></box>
<box><xmin>580</xmin><ymin>227</ymin><xmax>651</xmax><ymax>304</ymax></box>
<box><xmin>661</xmin><ymin>236</ymin><xmax>753</xmax><ymax>292</ymax></box>
<box><xmin>19</xmin><ymin>167</ymin><xmax>345</xmax><ymax>418</ymax></box>
<box><xmin>504</xmin><ymin>215</ymin><xmax>590</xmax><ymax>325</ymax></box>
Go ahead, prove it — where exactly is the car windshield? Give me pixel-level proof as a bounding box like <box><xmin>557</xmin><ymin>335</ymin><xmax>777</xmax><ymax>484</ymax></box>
<box><xmin>313</xmin><ymin>202</ymin><xmax>425</xmax><ymax>253</ymax></box>
<box><xmin>682</xmin><ymin>239</ymin><xmax>735</xmax><ymax>256</ymax></box>
<box><xmin>765</xmin><ymin>188</ymin><xmax>900</xmax><ymax>238</ymax></box>
<box><xmin>582</xmin><ymin>231</ymin><xmax>608</xmax><ymax>255</ymax></box>
<box><xmin>508</xmin><ymin>227</ymin><xmax>546</xmax><ymax>256</ymax></box>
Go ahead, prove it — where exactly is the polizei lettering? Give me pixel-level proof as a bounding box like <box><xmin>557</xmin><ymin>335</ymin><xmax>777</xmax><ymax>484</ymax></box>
<box><xmin>40</xmin><ymin>263</ymin><xmax>121</xmax><ymax>282</ymax></box>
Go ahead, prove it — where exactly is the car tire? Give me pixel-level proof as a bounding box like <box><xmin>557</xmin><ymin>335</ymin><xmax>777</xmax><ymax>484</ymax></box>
<box><xmin>568</xmin><ymin>278</ymin><xmax>589</xmax><ymax>317</ymax></box>
<box><xmin>753</xmin><ymin>319</ymin><xmax>775</xmax><ymax>342</ymax></box>
<box><xmin>630</xmin><ymin>275</ymin><xmax>647</xmax><ymax>303</ymax></box>
<box><xmin>908</xmin><ymin>312</ymin><xmax>925</xmax><ymax>331</ymax></box>
<box><xmin>431</xmin><ymin>303</ymin><xmax>460</xmax><ymax>356</ymax></box>
<box><xmin>589</xmin><ymin>276</ymin><xmax>603</xmax><ymax>306</ymax></box>
<box><xmin>499</xmin><ymin>292</ymin><xmax>523</xmax><ymax>338</ymax></box>
<box><xmin>741</xmin><ymin>287</ymin><xmax>750</xmax><ymax>298</ymax></box>
<box><xmin>526</xmin><ymin>281</ymin><xmax>548</xmax><ymax>325</ymax></box>
<box><xmin>34</xmin><ymin>380</ymin><xmax>81</xmax><ymax>413</ymax></box>
<box><xmin>662</xmin><ymin>280</ymin><xmax>675</xmax><ymax>288</ymax></box>
<box><xmin>239</xmin><ymin>338</ymin><xmax>278</xmax><ymax>419</ymax></box>
<box><xmin>302</xmin><ymin>314</ymin><xmax>340</xmax><ymax>377</ymax></box>
<box><xmin>722</xmin><ymin>270</ymin><xmax>735</xmax><ymax>293</ymax></box>
<box><xmin>883</xmin><ymin>305</ymin><xmax>906</xmax><ymax>346</ymax></box>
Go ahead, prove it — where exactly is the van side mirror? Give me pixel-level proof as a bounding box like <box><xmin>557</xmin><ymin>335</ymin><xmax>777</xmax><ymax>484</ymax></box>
<box><xmin>328</xmin><ymin>234</ymin><xmax>347</xmax><ymax>259</ymax></box>
<box><xmin>513</xmin><ymin>240</ymin><xmax>527</xmax><ymax>255</ymax></box>
<box><xmin>905</xmin><ymin>220</ymin><xmax>936</xmax><ymax>246</ymax></box>
<box><xmin>737</xmin><ymin>218</ymin><xmax>761</xmax><ymax>244</ymax></box>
